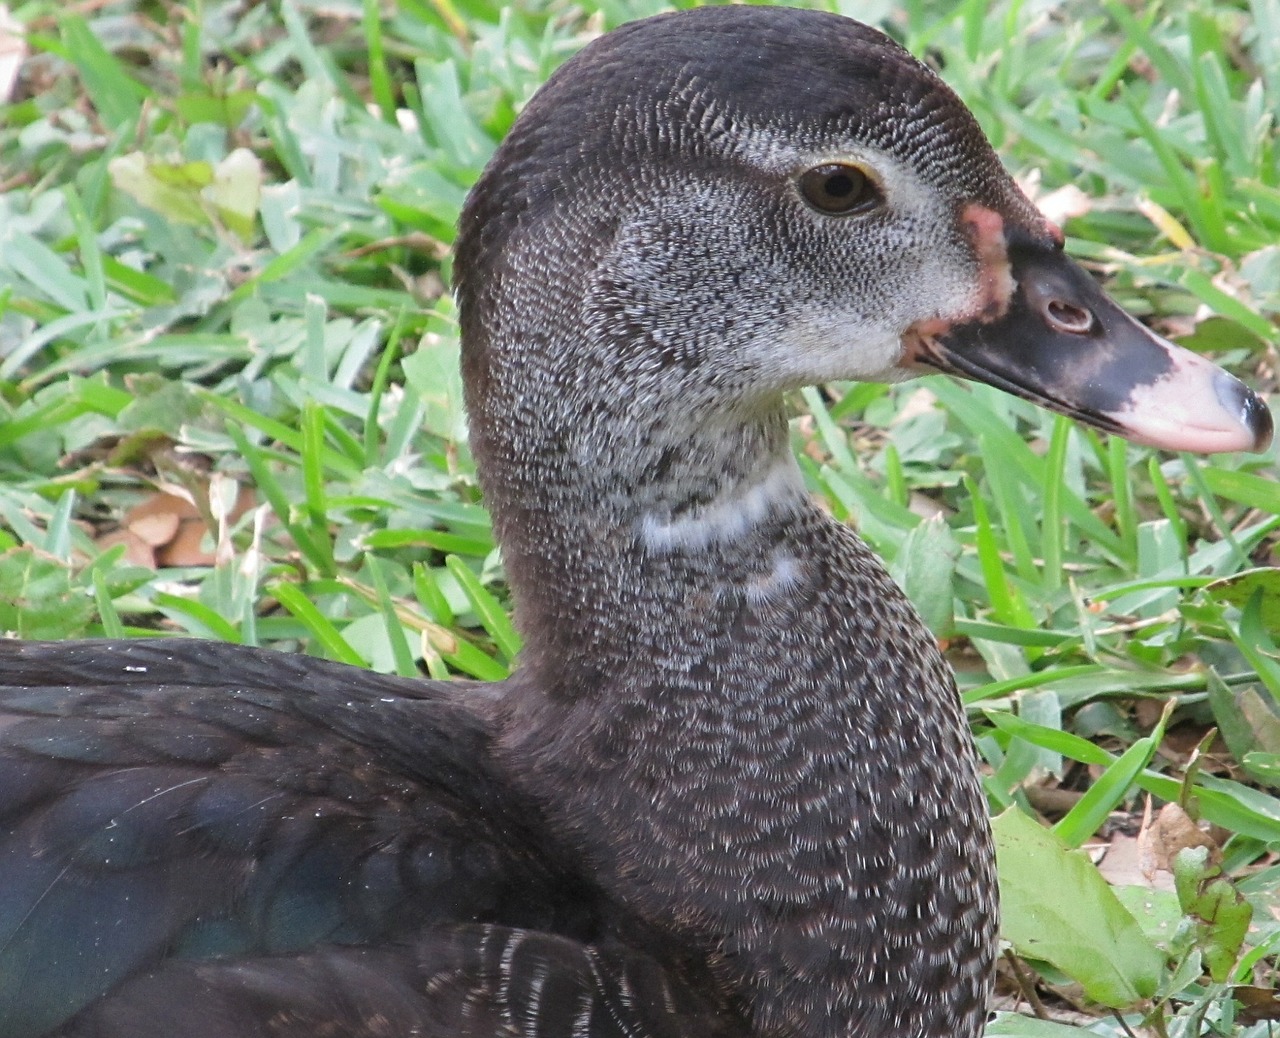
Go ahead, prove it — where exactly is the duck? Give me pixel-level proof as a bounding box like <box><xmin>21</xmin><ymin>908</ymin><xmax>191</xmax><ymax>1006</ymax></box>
<box><xmin>0</xmin><ymin>6</ymin><xmax>1271</xmax><ymax>1038</ymax></box>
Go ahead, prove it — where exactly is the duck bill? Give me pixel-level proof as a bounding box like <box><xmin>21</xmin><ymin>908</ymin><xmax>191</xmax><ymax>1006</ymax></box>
<box><xmin>905</xmin><ymin>245</ymin><xmax>1273</xmax><ymax>454</ymax></box>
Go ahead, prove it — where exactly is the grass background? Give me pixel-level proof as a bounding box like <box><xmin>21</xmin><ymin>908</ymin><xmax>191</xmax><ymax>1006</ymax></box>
<box><xmin>0</xmin><ymin>0</ymin><xmax>1278</xmax><ymax>1032</ymax></box>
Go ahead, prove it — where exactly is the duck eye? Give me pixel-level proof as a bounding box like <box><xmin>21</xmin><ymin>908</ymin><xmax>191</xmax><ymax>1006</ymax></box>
<box><xmin>798</xmin><ymin>164</ymin><xmax>878</xmax><ymax>216</ymax></box>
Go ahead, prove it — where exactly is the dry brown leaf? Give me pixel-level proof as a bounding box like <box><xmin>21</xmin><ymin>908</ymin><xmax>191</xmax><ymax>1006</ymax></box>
<box><xmin>1235</xmin><ymin>985</ymin><xmax>1280</xmax><ymax>1023</ymax></box>
<box><xmin>157</xmin><ymin>516</ymin><xmax>217</xmax><ymax>567</ymax></box>
<box><xmin>1137</xmin><ymin>801</ymin><xmax>1218</xmax><ymax>882</ymax></box>
<box><xmin>1096</xmin><ymin>832</ymin><xmax>1176</xmax><ymax>893</ymax></box>
<box><xmin>95</xmin><ymin>486</ymin><xmax>257</xmax><ymax>570</ymax></box>
<box><xmin>123</xmin><ymin>493</ymin><xmax>191</xmax><ymax>547</ymax></box>
<box><xmin>96</xmin><ymin>528</ymin><xmax>157</xmax><ymax>569</ymax></box>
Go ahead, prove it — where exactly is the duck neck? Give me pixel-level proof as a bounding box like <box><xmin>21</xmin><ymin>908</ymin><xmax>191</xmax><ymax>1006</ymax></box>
<box><xmin>481</xmin><ymin>402</ymin><xmax>995</xmax><ymax>1038</ymax></box>
<box><xmin>485</xmin><ymin>400</ymin><xmax>808</xmax><ymax>681</ymax></box>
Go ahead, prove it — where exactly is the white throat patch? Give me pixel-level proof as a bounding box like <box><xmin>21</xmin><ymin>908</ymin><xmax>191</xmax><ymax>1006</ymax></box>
<box><xmin>639</xmin><ymin>456</ymin><xmax>806</xmax><ymax>553</ymax></box>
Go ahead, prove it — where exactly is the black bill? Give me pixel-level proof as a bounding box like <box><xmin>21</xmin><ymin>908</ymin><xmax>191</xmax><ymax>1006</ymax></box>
<box><xmin>907</xmin><ymin>243</ymin><xmax>1273</xmax><ymax>454</ymax></box>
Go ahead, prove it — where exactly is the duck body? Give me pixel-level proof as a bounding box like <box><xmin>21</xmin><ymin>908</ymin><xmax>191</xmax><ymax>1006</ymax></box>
<box><xmin>0</xmin><ymin>6</ymin><xmax>1270</xmax><ymax>1037</ymax></box>
<box><xmin>0</xmin><ymin>641</ymin><xmax>737</xmax><ymax>1037</ymax></box>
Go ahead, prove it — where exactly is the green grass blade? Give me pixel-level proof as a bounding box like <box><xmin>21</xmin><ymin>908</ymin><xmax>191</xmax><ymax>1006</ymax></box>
<box><xmin>270</xmin><ymin>582</ymin><xmax>365</xmax><ymax>666</ymax></box>
<box><xmin>1053</xmin><ymin>703</ymin><xmax>1170</xmax><ymax>848</ymax></box>
<box><xmin>367</xmin><ymin>556</ymin><xmax>419</xmax><ymax>678</ymax></box>
<box><xmin>445</xmin><ymin>555</ymin><xmax>521</xmax><ymax>661</ymax></box>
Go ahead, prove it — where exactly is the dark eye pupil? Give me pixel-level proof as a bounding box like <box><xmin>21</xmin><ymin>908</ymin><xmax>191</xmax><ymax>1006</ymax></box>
<box><xmin>824</xmin><ymin>173</ymin><xmax>855</xmax><ymax>198</ymax></box>
<box><xmin>799</xmin><ymin>164</ymin><xmax>875</xmax><ymax>215</ymax></box>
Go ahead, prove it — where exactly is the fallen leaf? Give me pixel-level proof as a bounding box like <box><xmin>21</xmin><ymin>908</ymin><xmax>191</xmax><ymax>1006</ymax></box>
<box><xmin>124</xmin><ymin>493</ymin><xmax>189</xmax><ymax>547</ymax></box>
<box><xmin>1235</xmin><ymin>985</ymin><xmax>1280</xmax><ymax>1023</ymax></box>
<box><xmin>1096</xmin><ymin>832</ymin><xmax>1174</xmax><ymax>893</ymax></box>
<box><xmin>94</xmin><ymin>486</ymin><xmax>256</xmax><ymax>570</ymax></box>
<box><xmin>1138</xmin><ymin>802</ymin><xmax>1217</xmax><ymax>880</ymax></box>
<box><xmin>96</xmin><ymin>528</ymin><xmax>157</xmax><ymax>569</ymax></box>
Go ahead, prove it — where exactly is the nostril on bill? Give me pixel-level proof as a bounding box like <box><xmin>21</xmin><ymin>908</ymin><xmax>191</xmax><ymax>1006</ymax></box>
<box><xmin>1045</xmin><ymin>299</ymin><xmax>1094</xmax><ymax>334</ymax></box>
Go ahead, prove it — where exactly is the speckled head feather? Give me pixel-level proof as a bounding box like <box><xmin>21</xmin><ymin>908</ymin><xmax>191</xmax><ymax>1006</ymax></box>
<box><xmin>457</xmin><ymin>6</ymin><xmax>1040</xmax><ymax>285</ymax></box>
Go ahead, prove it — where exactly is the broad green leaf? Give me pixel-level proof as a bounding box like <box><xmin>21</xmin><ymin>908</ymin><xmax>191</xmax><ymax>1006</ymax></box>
<box><xmin>986</xmin><ymin>1013</ymin><xmax>1113</xmax><ymax>1038</ymax></box>
<box><xmin>109</xmin><ymin>154</ymin><xmax>211</xmax><ymax>228</ymax></box>
<box><xmin>402</xmin><ymin>328</ymin><xmax>467</xmax><ymax>443</ymax></box>
<box><xmin>1208</xmin><ymin>669</ymin><xmax>1280</xmax><ymax>787</ymax></box>
<box><xmin>1244</xmin><ymin>752</ymin><xmax>1280</xmax><ymax>781</ymax></box>
<box><xmin>0</xmin><ymin>546</ymin><xmax>94</xmax><ymax>640</ymax></box>
<box><xmin>174</xmin><ymin>90</ymin><xmax>258</xmax><ymax>128</ymax></box>
<box><xmin>889</xmin><ymin>515</ymin><xmax>958</xmax><ymax>638</ymax></box>
<box><xmin>1114</xmin><ymin>886</ymin><xmax>1183</xmax><ymax>949</ymax></box>
<box><xmin>995</xmin><ymin>807</ymin><xmax>1164</xmax><ymax>1007</ymax></box>
<box><xmin>1204</xmin><ymin>568</ymin><xmax>1280</xmax><ymax>632</ymax></box>
<box><xmin>1172</xmin><ymin>846</ymin><xmax>1252</xmax><ymax>983</ymax></box>
<box><xmin>1224</xmin><ymin>592</ymin><xmax>1280</xmax><ymax>703</ymax></box>
<box><xmin>208</xmin><ymin>149</ymin><xmax>263</xmax><ymax>243</ymax></box>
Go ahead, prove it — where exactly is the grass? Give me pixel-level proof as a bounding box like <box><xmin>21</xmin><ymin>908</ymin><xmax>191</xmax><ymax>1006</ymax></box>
<box><xmin>0</xmin><ymin>0</ymin><xmax>1278</xmax><ymax>1032</ymax></box>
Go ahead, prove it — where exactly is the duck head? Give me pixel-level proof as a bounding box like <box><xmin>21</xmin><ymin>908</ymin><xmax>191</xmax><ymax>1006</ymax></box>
<box><xmin>455</xmin><ymin>5</ymin><xmax>1270</xmax><ymax>591</ymax></box>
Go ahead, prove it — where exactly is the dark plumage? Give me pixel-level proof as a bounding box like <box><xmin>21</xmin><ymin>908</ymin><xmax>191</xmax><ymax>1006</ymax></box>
<box><xmin>0</xmin><ymin>7</ymin><xmax>1269</xmax><ymax>1038</ymax></box>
